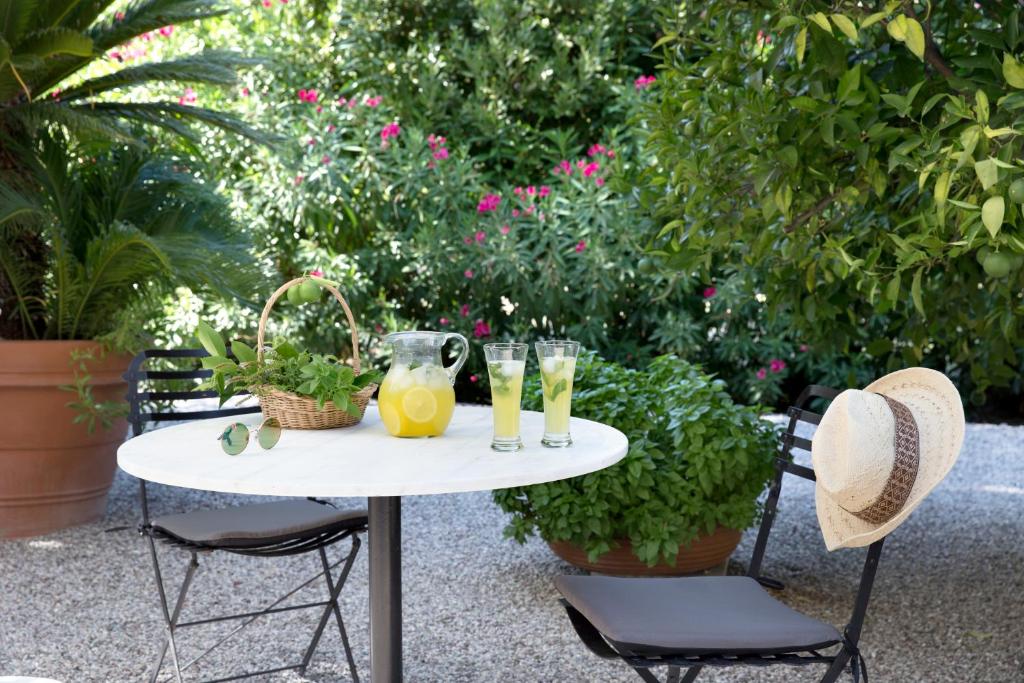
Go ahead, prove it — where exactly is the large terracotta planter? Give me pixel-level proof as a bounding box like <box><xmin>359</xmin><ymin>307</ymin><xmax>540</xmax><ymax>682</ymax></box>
<box><xmin>0</xmin><ymin>341</ymin><xmax>131</xmax><ymax>538</ymax></box>
<box><xmin>548</xmin><ymin>526</ymin><xmax>743</xmax><ymax>576</ymax></box>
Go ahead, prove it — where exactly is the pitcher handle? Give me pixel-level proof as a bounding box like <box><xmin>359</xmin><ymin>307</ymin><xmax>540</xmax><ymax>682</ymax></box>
<box><xmin>442</xmin><ymin>332</ymin><xmax>469</xmax><ymax>385</ymax></box>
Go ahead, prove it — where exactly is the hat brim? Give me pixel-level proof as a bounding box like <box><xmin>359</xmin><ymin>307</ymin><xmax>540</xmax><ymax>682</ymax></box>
<box><xmin>815</xmin><ymin>367</ymin><xmax>965</xmax><ymax>551</ymax></box>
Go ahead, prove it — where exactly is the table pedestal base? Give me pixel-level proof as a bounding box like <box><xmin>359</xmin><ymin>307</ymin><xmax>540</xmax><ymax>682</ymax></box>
<box><xmin>369</xmin><ymin>496</ymin><xmax>402</xmax><ymax>682</ymax></box>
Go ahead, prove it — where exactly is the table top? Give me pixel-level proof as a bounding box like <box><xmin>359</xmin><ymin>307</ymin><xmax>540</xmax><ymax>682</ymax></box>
<box><xmin>117</xmin><ymin>404</ymin><xmax>628</xmax><ymax>497</ymax></box>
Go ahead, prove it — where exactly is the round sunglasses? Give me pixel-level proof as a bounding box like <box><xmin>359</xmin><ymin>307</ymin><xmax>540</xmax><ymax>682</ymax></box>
<box><xmin>217</xmin><ymin>418</ymin><xmax>282</xmax><ymax>455</ymax></box>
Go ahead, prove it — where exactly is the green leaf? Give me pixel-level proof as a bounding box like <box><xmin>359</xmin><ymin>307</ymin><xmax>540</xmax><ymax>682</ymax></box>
<box><xmin>974</xmin><ymin>158</ymin><xmax>998</xmax><ymax>191</ymax></box>
<box><xmin>861</xmin><ymin>11</ymin><xmax>888</xmax><ymax>29</ymax></box>
<box><xmin>807</xmin><ymin>12</ymin><xmax>832</xmax><ymax>34</ymax></box>
<box><xmin>831</xmin><ymin>14</ymin><xmax>859</xmax><ymax>42</ymax></box>
<box><xmin>837</xmin><ymin>64</ymin><xmax>861</xmax><ymax>102</ymax></box>
<box><xmin>231</xmin><ymin>340</ymin><xmax>257</xmax><ymax>364</ymax></box>
<box><xmin>904</xmin><ymin>18</ymin><xmax>926</xmax><ymax>60</ymax></box>
<box><xmin>887</xmin><ymin>14</ymin><xmax>908</xmax><ymax>42</ymax></box>
<box><xmin>15</xmin><ymin>27</ymin><xmax>93</xmax><ymax>59</ymax></box>
<box><xmin>934</xmin><ymin>171</ymin><xmax>951</xmax><ymax>206</ymax></box>
<box><xmin>775</xmin><ymin>15</ymin><xmax>801</xmax><ymax>31</ymax></box>
<box><xmin>196</xmin><ymin>321</ymin><xmax>227</xmax><ymax>358</ymax></box>
<box><xmin>911</xmin><ymin>269</ymin><xmax>925</xmax><ymax>317</ymax></box>
<box><xmin>975</xmin><ymin>89</ymin><xmax>990</xmax><ymax>123</ymax></box>
<box><xmin>1003</xmin><ymin>53</ymin><xmax>1024</xmax><ymax>89</ymax></box>
<box><xmin>795</xmin><ymin>27</ymin><xmax>807</xmax><ymax>66</ymax></box>
<box><xmin>0</xmin><ymin>35</ymin><xmax>10</xmax><ymax>65</ymax></box>
<box><xmin>982</xmin><ymin>196</ymin><xmax>1005</xmax><ymax>237</ymax></box>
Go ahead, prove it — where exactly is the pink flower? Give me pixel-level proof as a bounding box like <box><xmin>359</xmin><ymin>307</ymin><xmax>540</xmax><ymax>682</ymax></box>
<box><xmin>347</xmin><ymin>99</ymin><xmax>357</xmax><ymax>109</ymax></box>
<box><xmin>316</xmin><ymin>105</ymin><xmax>323</xmax><ymax>113</ymax></box>
<box><xmin>756</xmin><ymin>368</ymin><xmax>767</xmax><ymax>380</ymax></box>
<box><xmin>140</xmin><ymin>31</ymin><xmax>152</xmax><ymax>41</ymax></box>
<box><xmin>297</xmin><ymin>89</ymin><xmax>319</xmax><ymax>103</ymax></box>
<box><xmin>607</xmin><ymin>150</ymin><xmax>615</xmax><ymax>159</ymax></box>
<box><xmin>769</xmin><ymin>359</ymin><xmax>787</xmax><ymax>373</ymax></box>
<box><xmin>380</xmin><ymin>122</ymin><xmax>401</xmax><ymax>143</ymax></box>
<box><xmin>337</xmin><ymin>97</ymin><xmax>346</xmax><ymax>106</ymax></box>
<box><xmin>261</xmin><ymin>0</ymin><xmax>271</xmax><ymax>6</ymax></box>
<box><xmin>500</xmin><ymin>224</ymin><xmax>510</xmax><ymax>235</ymax></box>
<box><xmin>51</xmin><ymin>88</ymin><xmax>61</xmax><ymax>101</ymax></box>
<box><xmin>576</xmin><ymin>159</ymin><xmax>586</xmax><ymax>169</ymax></box>
<box><xmin>158</xmin><ymin>25</ymin><xmax>174</xmax><ymax>37</ymax></box>
<box><xmin>526</xmin><ymin>185</ymin><xmax>536</xmax><ymax>196</ymax></box>
<box><xmin>634</xmin><ymin>75</ymin><xmax>657</xmax><ymax>90</ymax></box>
<box><xmin>326</xmin><ymin>124</ymin><xmax>336</xmax><ymax>133</ymax></box>
<box><xmin>321</xmin><ymin>155</ymin><xmax>330</xmax><ymax>165</ymax></box>
<box><xmin>588</xmin><ymin>143</ymin><xmax>606</xmax><ymax>157</ymax></box>
<box><xmin>552</xmin><ymin>167</ymin><xmax>560</xmax><ymax>175</ymax></box>
<box><xmin>583</xmin><ymin>162</ymin><xmax>600</xmax><ymax>177</ymax></box>
<box><xmin>464</xmin><ymin>269</ymin><xmax>474</xmax><ymax>279</ymax></box>
<box><xmin>512</xmin><ymin>209</ymin><xmax>520</xmax><ymax>217</ymax></box>
<box><xmin>463</xmin><ymin>236</ymin><xmax>473</xmax><ymax>245</ymax></box>
<box><xmin>475</xmin><ymin>230</ymin><xmax>486</xmax><ymax>243</ymax></box>
<box><xmin>365</xmin><ymin>95</ymin><xmax>382</xmax><ymax>107</ymax></box>
<box><xmin>439</xmin><ymin>317</ymin><xmax>450</xmax><ymax>326</ymax></box>
<box><xmin>109</xmin><ymin>49</ymin><xmax>122</xmax><ymax>60</ymax></box>
<box><xmin>241</xmin><ymin>87</ymin><xmax>250</xmax><ymax>97</ymax></box>
<box><xmin>309</xmin><ymin>270</ymin><xmax>324</xmax><ymax>277</ymax></box>
<box><xmin>427</xmin><ymin>161</ymin><xmax>437</xmax><ymax>169</ymax></box>
<box><xmin>433</xmin><ymin>148</ymin><xmax>449</xmax><ymax>160</ymax></box>
<box><xmin>477</xmin><ymin>193</ymin><xmax>501</xmax><ymax>214</ymax></box>
<box><xmin>375</xmin><ymin>323</ymin><xmax>384</xmax><ymax>334</ymax></box>
<box><xmin>595</xmin><ymin>177</ymin><xmax>605</xmax><ymax>187</ymax></box>
<box><xmin>703</xmin><ymin>286</ymin><xmax>716</xmax><ymax>299</ymax></box>
<box><xmin>178</xmin><ymin>87</ymin><xmax>196</xmax><ymax>106</ymax></box>
<box><xmin>525</xmin><ymin>205</ymin><xmax>535</xmax><ymax>215</ymax></box>
<box><xmin>473</xmin><ymin>320</ymin><xmax>491</xmax><ymax>338</ymax></box>
<box><xmin>294</xmin><ymin>174</ymin><xmax>304</xmax><ymax>186</ymax></box>
<box><xmin>513</xmin><ymin>186</ymin><xmax>523</xmax><ymax>196</ymax></box>
<box><xmin>115</xmin><ymin>11</ymin><xmax>125</xmax><ymax>20</ymax></box>
<box><xmin>799</xmin><ymin>344</ymin><xmax>809</xmax><ymax>352</ymax></box>
<box><xmin>575</xmin><ymin>240</ymin><xmax>586</xmax><ymax>253</ymax></box>
<box><xmin>469</xmin><ymin>374</ymin><xmax>478</xmax><ymax>383</ymax></box>
<box><xmin>539</xmin><ymin>186</ymin><xmax>550</xmax><ymax>197</ymax></box>
<box><xmin>460</xmin><ymin>304</ymin><xmax>470</xmax><ymax>317</ymax></box>
<box><xmin>559</xmin><ymin>160</ymin><xmax>573</xmax><ymax>175</ymax></box>
<box><xmin>307</xmin><ymin>137</ymin><xmax>316</xmax><ymax>146</ymax></box>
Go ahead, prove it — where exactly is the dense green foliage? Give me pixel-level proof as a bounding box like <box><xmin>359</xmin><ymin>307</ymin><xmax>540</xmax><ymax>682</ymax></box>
<box><xmin>645</xmin><ymin>1</ymin><xmax>1024</xmax><ymax>403</ymax></box>
<box><xmin>0</xmin><ymin>132</ymin><xmax>253</xmax><ymax>341</ymax></box>
<box><xmin>493</xmin><ymin>352</ymin><xmax>778</xmax><ymax>566</ymax></box>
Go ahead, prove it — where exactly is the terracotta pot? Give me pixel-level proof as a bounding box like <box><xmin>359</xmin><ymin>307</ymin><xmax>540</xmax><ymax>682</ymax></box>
<box><xmin>0</xmin><ymin>341</ymin><xmax>131</xmax><ymax>538</ymax></box>
<box><xmin>548</xmin><ymin>526</ymin><xmax>743</xmax><ymax>576</ymax></box>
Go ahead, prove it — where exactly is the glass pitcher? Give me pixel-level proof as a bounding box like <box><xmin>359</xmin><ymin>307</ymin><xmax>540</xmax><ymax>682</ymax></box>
<box><xmin>377</xmin><ymin>331</ymin><xmax>468</xmax><ymax>437</ymax></box>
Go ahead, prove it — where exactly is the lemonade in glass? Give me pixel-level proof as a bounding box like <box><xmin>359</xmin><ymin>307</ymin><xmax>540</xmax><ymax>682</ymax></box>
<box><xmin>377</xmin><ymin>331</ymin><xmax>468</xmax><ymax>437</ymax></box>
<box><xmin>536</xmin><ymin>340</ymin><xmax>580</xmax><ymax>447</ymax></box>
<box><xmin>484</xmin><ymin>343</ymin><xmax>528</xmax><ymax>451</ymax></box>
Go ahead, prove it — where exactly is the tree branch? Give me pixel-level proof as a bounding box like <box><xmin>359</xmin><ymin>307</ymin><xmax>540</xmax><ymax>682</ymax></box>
<box><xmin>904</xmin><ymin>2</ymin><xmax>957</xmax><ymax>81</ymax></box>
<box><xmin>784</xmin><ymin>187</ymin><xmax>844</xmax><ymax>233</ymax></box>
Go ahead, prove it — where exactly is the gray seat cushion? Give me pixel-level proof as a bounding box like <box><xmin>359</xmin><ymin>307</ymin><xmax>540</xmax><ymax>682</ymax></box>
<box><xmin>555</xmin><ymin>575</ymin><xmax>841</xmax><ymax>656</ymax></box>
<box><xmin>152</xmin><ymin>499</ymin><xmax>367</xmax><ymax>548</ymax></box>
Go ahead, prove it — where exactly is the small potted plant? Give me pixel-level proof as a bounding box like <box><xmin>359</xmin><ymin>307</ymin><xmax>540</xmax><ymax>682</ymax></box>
<box><xmin>196</xmin><ymin>276</ymin><xmax>381</xmax><ymax>429</ymax></box>
<box><xmin>493</xmin><ymin>353</ymin><xmax>778</xmax><ymax>575</ymax></box>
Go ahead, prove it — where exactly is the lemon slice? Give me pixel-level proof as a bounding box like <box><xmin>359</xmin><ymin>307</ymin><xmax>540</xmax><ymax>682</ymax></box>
<box><xmin>401</xmin><ymin>387</ymin><xmax>438</xmax><ymax>423</ymax></box>
<box><xmin>379</xmin><ymin>402</ymin><xmax>403</xmax><ymax>435</ymax></box>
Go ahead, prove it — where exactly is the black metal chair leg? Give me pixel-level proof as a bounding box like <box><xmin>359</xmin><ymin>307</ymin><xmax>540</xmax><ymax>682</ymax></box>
<box><xmin>679</xmin><ymin>665</ymin><xmax>703</xmax><ymax>683</ymax></box>
<box><xmin>820</xmin><ymin>650</ymin><xmax>852</xmax><ymax>683</ymax></box>
<box><xmin>666</xmin><ymin>666</ymin><xmax>681</xmax><ymax>683</ymax></box>
<box><xmin>632</xmin><ymin>667</ymin><xmax>662</xmax><ymax>683</ymax></box>
<box><xmin>299</xmin><ymin>536</ymin><xmax>361</xmax><ymax>680</ymax></box>
<box><xmin>148</xmin><ymin>544</ymin><xmax>198</xmax><ymax>683</ymax></box>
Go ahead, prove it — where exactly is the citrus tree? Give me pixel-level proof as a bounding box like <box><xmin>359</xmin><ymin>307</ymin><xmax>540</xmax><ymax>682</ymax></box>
<box><xmin>644</xmin><ymin>1</ymin><xmax>1024</xmax><ymax>403</ymax></box>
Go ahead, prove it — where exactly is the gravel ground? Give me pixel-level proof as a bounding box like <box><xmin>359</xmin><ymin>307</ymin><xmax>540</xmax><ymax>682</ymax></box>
<box><xmin>0</xmin><ymin>421</ymin><xmax>1022</xmax><ymax>682</ymax></box>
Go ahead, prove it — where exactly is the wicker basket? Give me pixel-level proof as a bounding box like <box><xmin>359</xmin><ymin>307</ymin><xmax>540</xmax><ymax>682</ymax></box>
<box><xmin>255</xmin><ymin>277</ymin><xmax>376</xmax><ymax>430</ymax></box>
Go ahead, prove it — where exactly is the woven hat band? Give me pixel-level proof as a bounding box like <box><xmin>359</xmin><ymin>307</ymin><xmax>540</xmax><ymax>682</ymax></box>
<box><xmin>843</xmin><ymin>394</ymin><xmax>921</xmax><ymax>525</ymax></box>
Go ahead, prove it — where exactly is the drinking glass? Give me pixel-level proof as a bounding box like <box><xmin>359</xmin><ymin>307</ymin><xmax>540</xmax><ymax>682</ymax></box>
<box><xmin>535</xmin><ymin>340</ymin><xmax>580</xmax><ymax>447</ymax></box>
<box><xmin>484</xmin><ymin>343</ymin><xmax>528</xmax><ymax>451</ymax></box>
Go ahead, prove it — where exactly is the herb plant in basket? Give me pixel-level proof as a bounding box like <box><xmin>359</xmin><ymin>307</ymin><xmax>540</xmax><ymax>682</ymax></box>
<box><xmin>195</xmin><ymin>275</ymin><xmax>381</xmax><ymax>430</ymax></box>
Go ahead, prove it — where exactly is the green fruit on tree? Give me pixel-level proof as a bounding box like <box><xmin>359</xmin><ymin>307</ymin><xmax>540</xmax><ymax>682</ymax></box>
<box><xmin>684</xmin><ymin>121</ymin><xmax>697</xmax><ymax>136</ymax></box>
<box><xmin>983</xmin><ymin>252</ymin><xmax>1012</xmax><ymax>279</ymax></box>
<box><xmin>638</xmin><ymin>258</ymin><xmax>657</xmax><ymax>275</ymax></box>
<box><xmin>286</xmin><ymin>284</ymin><xmax>304</xmax><ymax>305</ymax></box>
<box><xmin>1009</xmin><ymin>179</ymin><xmax>1024</xmax><ymax>204</ymax></box>
<box><xmin>976</xmin><ymin>246</ymin><xmax>991</xmax><ymax>266</ymax></box>
<box><xmin>299</xmin><ymin>279</ymin><xmax>321</xmax><ymax>303</ymax></box>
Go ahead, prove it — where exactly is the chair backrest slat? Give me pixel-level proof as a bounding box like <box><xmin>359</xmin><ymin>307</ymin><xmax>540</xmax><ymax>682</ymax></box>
<box><xmin>125</xmin><ymin>348</ymin><xmax>261</xmax><ymax>438</ymax></box>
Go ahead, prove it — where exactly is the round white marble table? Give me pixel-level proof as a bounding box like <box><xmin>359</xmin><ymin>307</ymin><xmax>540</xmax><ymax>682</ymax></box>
<box><xmin>118</xmin><ymin>404</ymin><xmax>628</xmax><ymax>683</ymax></box>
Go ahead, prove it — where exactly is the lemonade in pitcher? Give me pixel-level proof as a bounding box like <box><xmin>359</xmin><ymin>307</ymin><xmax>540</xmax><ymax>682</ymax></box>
<box><xmin>377</xmin><ymin>331</ymin><xmax>468</xmax><ymax>437</ymax></box>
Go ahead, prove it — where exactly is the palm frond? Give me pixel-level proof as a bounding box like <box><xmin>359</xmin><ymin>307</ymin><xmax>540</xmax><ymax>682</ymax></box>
<box><xmin>58</xmin><ymin>51</ymin><xmax>249</xmax><ymax>100</ymax></box>
<box><xmin>89</xmin><ymin>0</ymin><xmax>227</xmax><ymax>52</ymax></box>
<box><xmin>15</xmin><ymin>27</ymin><xmax>94</xmax><ymax>58</ymax></box>
<box><xmin>33</xmin><ymin>1</ymin><xmax>110</xmax><ymax>34</ymax></box>
<box><xmin>8</xmin><ymin>100</ymin><xmax>141</xmax><ymax>143</ymax></box>
<box><xmin>0</xmin><ymin>0</ymin><xmax>35</xmax><ymax>45</ymax></box>
<box><xmin>0</xmin><ymin>180</ymin><xmax>45</xmax><ymax>226</ymax></box>
<box><xmin>74</xmin><ymin>100</ymin><xmax>277</xmax><ymax>144</ymax></box>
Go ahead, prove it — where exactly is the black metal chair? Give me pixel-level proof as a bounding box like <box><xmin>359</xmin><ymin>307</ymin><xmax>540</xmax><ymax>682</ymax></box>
<box><xmin>556</xmin><ymin>385</ymin><xmax>884</xmax><ymax>683</ymax></box>
<box><xmin>125</xmin><ymin>348</ymin><xmax>367</xmax><ymax>683</ymax></box>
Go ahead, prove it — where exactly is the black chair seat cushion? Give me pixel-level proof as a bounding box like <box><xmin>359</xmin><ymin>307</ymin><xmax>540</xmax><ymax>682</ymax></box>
<box><xmin>555</xmin><ymin>575</ymin><xmax>842</xmax><ymax>656</ymax></box>
<box><xmin>151</xmin><ymin>499</ymin><xmax>368</xmax><ymax>548</ymax></box>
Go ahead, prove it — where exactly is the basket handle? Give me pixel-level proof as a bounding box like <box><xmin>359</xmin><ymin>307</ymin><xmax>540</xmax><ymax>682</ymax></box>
<box><xmin>256</xmin><ymin>277</ymin><xmax>362</xmax><ymax>375</ymax></box>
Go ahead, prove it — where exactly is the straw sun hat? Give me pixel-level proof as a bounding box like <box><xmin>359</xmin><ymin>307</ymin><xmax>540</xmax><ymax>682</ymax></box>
<box><xmin>812</xmin><ymin>367</ymin><xmax>965</xmax><ymax>551</ymax></box>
